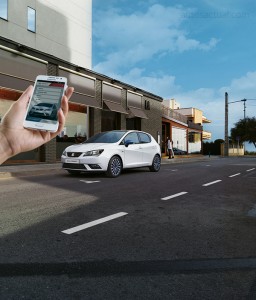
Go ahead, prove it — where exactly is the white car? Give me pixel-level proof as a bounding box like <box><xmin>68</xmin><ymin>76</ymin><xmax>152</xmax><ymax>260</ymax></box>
<box><xmin>61</xmin><ymin>130</ymin><xmax>161</xmax><ymax>177</ymax></box>
<box><xmin>29</xmin><ymin>103</ymin><xmax>58</xmax><ymax>119</ymax></box>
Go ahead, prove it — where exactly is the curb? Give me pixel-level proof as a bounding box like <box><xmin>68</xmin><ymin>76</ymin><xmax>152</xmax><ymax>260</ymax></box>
<box><xmin>0</xmin><ymin>156</ymin><xmax>220</xmax><ymax>179</ymax></box>
<box><xmin>0</xmin><ymin>167</ymin><xmax>63</xmax><ymax>179</ymax></box>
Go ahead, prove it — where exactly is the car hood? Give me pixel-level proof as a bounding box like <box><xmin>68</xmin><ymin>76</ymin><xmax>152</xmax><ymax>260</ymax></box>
<box><xmin>64</xmin><ymin>143</ymin><xmax>114</xmax><ymax>152</ymax></box>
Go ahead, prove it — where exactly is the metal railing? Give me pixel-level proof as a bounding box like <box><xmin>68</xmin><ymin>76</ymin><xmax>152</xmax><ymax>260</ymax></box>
<box><xmin>187</xmin><ymin>121</ymin><xmax>203</xmax><ymax>130</ymax></box>
<box><xmin>162</xmin><ymin>105</ymin><xmax>188</xmax><ymax>124</ymax></box>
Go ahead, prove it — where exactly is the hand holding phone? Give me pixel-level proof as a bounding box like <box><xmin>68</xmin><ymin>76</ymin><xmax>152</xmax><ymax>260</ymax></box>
<box><xmin>23</xmin><ymin>75</ymin><xmax>67</xmax><ymax>132</ymax></box>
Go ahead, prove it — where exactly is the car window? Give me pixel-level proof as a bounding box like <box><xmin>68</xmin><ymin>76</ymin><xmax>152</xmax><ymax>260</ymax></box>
<box><xmin>138</xmin><ymin>132</ymin><xmax>151</xmax><ymax>143</ymax></box>
<box><xmin>84</xmin><ymin>131</ymin><xmax>126</xmax><ymax>143</ymax></box>
<box><xmin>123</xmin><ymin>132</ymin><xmax>140</xmax><ymax>144</ymax></box>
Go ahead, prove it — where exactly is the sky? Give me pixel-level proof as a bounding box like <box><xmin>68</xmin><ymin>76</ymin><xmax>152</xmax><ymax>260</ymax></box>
<box><xmin>92</xmin><ymin>0</ymin><xmax>256</xmax><ymax>150</ymax></box>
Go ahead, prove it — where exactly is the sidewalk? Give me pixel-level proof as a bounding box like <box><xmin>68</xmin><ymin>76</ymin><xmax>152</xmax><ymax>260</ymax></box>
<box><xmin>0</xmin><ymin>155</ymin><xmax>220</xmax><ymax>179</ymax></box>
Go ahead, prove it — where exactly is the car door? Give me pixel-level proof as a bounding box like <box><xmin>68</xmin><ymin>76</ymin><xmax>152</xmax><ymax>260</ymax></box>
<box><xmin>137</xmin><ymin>132</ymin><xmax>155</xmax><ymax>165</ymax></box>
<box><xmin>122</xmin><ymin>132</ymin><xmax>143</xmax><ymax>167</ymax></box>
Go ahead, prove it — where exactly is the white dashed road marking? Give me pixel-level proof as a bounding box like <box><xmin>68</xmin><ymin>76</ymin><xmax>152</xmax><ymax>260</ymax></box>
<box><xmin>61</xmin><ymin>212</ymin><xmax>128</xmax><ymax>234</ymax></box>
<box><xmin>80</xmin><ymin>180</ymin><xmax>100</xmax><ymax>184</ymax></box>
<box><xmin>161</xmin><ymin>192</ymin><xmax>188</xmax><ymax>201</ymax></box>
<box><xmin>247</xmin><ymin>168</ymin><xmax>255</xmax><ymax>172</ymax></box>
<box><xmin>202</xmin><ymin>180</ymin><xmax>222</xmax><ymax>187</ymax></box>
<box><xmin>229</xmin><ymin>173</ymin><xmax>241</xmax><ymax>178</ymax></box>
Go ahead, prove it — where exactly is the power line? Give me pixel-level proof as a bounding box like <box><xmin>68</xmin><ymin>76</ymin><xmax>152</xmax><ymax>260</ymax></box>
<box><xmin>228</xmin><ymin>98</ymin><xmax>256</xmax><ymax>119</ymax></box>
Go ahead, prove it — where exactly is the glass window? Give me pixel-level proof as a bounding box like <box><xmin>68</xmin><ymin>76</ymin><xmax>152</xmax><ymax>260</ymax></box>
<box><xmin>85</xmin><ymin>131</ymin><xmax>126</xmax><ymax>144</ymax></box>
<box><xmin>138</xmin><ymin>132</ymin><xmax>151</xmax><ymax>143</ymax></box>
<box><xmin>123</xmin><ymin>132</ymin><xmax>140</xmax><ymax>145</ymax></box>
<box><xmin>27</xmin><ymin>7</ymin><xmax>36</xmax><ymax>32</ymax></box>
<box><xmin>0</xmin><ymin>0</ymin><xmax>8</xmax><ymax>20</ymax></box>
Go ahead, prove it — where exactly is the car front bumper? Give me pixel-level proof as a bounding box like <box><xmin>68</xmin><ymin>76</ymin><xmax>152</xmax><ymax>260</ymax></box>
<box><xmin>61</xmin><ymin>155</ymin><xmax>110</xmax><ymax>172</ymax></box>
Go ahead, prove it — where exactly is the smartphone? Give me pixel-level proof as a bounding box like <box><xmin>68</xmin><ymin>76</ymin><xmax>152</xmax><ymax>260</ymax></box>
<box><xmin>23</xmin><ymin>75</ymin><xmax>67</xmax><ymax>132</ymax></box>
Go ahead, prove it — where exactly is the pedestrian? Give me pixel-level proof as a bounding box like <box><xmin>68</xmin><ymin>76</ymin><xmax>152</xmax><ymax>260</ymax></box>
<box><xmin>166</xmin><ymin>137</ymin><xmax>174</xmax><ymax>159</ymax></box>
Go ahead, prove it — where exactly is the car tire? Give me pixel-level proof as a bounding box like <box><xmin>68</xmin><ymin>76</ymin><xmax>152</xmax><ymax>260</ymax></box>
<box><xmin>67</xmin><ymin>170</ymin><xmax>81</xmax><ymax>175</ymax></box>
<box><xmin>106</xmin><ymin>156</ymin><xmax>122</xmax><ymax>178</ymax></box>
<box><xmin>149</xmin><ymin>154</ymin><xmax>161</xmax><ymax>172</ymax></box>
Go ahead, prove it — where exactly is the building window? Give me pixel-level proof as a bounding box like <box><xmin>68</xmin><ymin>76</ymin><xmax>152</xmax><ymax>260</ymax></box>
<box><xmin>0</xmin><ymin>0</ymin><xmax>8</xmax><ymax>20</ymax></box>
<box><xmin>27</xmin><ymin>7</ymin><xmax>36</xmax><ymax>32</ymax></box>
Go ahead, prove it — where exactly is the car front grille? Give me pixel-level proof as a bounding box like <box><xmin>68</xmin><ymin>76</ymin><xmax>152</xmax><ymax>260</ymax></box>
<box><xmin>62</xmin><ymin>163</ymin><xmax>87</xmax><ymax>170</ymax></box>
<box><xmin>67</xmin><ymin>152</ymin><xmax>83</xmax><ymax>158</ymax></box>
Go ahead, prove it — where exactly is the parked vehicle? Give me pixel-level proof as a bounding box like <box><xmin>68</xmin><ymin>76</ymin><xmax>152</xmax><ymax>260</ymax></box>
<box><xmin>61</xmin><ymin>130</ymin><xmax>161</xmax><ymax>177</ymax></box>
<box><xmin>173</xmin><ymin>147</ymin><xmax>187</xmax><ymax>155</ymax></box>
<box><xmin>29</xmin><ymin>103</ymin><xmax>58</xmax><ymax>119</ymax></box>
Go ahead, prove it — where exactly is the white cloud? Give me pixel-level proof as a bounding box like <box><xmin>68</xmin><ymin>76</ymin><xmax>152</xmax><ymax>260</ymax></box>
<box><xmin>93</xmin><ymin>4</ymin><xmax>218</xmax><ymax>74</ymax></box>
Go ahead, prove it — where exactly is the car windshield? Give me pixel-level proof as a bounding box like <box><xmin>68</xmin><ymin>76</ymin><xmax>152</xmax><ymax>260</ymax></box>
<box><xmin>84</xmin><ymin>131</ymin><xmax>127</xmax><ymax>144</ymax></box>
<box><xmin>37</xmin><ymin>103</ymin><xmax>53</xmax><ymax>107</ymax></box>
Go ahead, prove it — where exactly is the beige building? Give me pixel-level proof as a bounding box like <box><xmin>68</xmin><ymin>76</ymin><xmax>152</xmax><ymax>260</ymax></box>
<box><xmin>162</xmin><ymin>99</ymin><xmax>212</xmax><ymax>154</ymax></box>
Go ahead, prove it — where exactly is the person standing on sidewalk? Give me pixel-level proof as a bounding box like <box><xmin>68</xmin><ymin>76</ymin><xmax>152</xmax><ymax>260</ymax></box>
<box><xmin>166</xmin><ymin>137</ymin><xmax>174</xmax><ymax>159</ymax></box>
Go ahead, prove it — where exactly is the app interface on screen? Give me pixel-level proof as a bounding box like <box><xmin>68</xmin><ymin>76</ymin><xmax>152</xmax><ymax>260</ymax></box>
<box><xmin>26</xmin><ymin>80</ymin><xmax>65</xmax><ymax>123</ymax></box>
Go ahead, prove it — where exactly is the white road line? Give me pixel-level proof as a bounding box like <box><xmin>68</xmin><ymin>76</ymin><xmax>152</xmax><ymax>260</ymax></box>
<box><xmin>62</xmin><ymin>212</ymin><xmax>128</xmax><ymax>235</ymax></box>
<box><xmin>247</xmin><ymin>168</ymin><xmax>255</xmax><ymax>172</ymax></box>
<box><xmin>161</xmin><ymin>192</ymin><xmax>188</xmax><ymax>201</ymax></box>
<box><xmin>202</xmin><ymin>180</ymin><xmax>222</xmax><ymax>187</ymax></box>
<box><xmin>80</xmin><ymin>180</ymin><xmax>100</xmax><ymax>184</ymax></box>
<box><xmin>229</xmin><ymin>173</ymin><xmax>241</xmax><ymax>178</ymax></box>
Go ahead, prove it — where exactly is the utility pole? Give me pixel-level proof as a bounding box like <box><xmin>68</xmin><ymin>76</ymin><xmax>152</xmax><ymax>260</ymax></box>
<box><xmin>242</xmin><ymin>98</ymin><xmax>246</xmax><ymax>153</ymax></box>
<box><xmin>224</xmin><ymin>92</ymin><xmax>229</xmax><ymax>156</ymax></box>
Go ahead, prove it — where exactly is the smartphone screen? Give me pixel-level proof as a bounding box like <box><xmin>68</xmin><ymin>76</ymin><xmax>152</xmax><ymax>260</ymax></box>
<box><xmin>25</xmin><ymin>79</ymin><xmax>65</xmax><ymax>124</ymax></box>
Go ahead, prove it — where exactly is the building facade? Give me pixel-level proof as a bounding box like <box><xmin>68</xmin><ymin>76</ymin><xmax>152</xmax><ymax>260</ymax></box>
<box><xmin>162</xmin><ymin>99</ymin><xmax>211</xmax><ymax>154</ymax></box>
<box><xmin>0</xmin><ymin>0</ymin><xmax>92</xmax><ymax>68</ymax></box>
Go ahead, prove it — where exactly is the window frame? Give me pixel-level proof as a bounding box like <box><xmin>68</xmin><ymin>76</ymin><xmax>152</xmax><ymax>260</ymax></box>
<box><xmin>138</xmin><ymin>132</ymin><xmax>151</xmax><ymax>144</ymax></box>
<box><xmin>0</xmin><ymin>0</ymin><xmax>8</xmax><ymax>20</ymax></box>
<box><xmin>27</xmin><ymin>6</ymin><xmax>36</xmax><ymax>32</ymax></box>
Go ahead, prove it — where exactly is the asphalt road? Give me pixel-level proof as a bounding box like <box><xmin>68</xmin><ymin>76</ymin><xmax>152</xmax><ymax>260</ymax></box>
<box><xmin>1</xmin><ymin>157</ymin><xmax>256</xmax><ymax>299</ymax></box>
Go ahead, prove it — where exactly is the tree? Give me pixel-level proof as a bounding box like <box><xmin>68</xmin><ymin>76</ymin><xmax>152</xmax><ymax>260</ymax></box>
<box><xmin>231</xmin><ymin>117</ymin><xmax>256</xmax><ymax>148</ymax></box>
<box><xmin>203</xmin><ymin>139</ymin><xmax>224</xmax><ymax>155</ymax></box>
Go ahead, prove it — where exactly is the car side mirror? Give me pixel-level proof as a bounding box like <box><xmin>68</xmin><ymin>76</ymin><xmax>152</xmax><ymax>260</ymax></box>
<box><xmin>124</xmin><ymin>140</ymin><xmax>133</xmax><ymax>147</ymax></box>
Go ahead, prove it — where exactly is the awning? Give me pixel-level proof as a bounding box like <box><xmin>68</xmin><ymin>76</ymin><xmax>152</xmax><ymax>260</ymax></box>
<box><xmin>104</xmin><ymin>100</ymin><xmax>128</xmax><ymax>114</ymax></box>
<box><xmin>128</xmin><ymin>107</ymin><xmax>148</xmax><ymax>119</ymax></box>
<box><xmin>72</xmin><ymin>92</ymin><xmax>101</xmax><ymax>108</ymax></box>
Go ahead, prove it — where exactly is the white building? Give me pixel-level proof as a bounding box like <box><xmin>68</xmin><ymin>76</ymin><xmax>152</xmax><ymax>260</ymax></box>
<box><xmin>0</xmin><ymin>0</ymin><xmax>92</xmax><ymax>68</ymax></box>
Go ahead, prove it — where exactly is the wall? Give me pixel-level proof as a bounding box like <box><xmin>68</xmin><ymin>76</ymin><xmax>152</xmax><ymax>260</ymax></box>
<box><xmin>141</xmin><ymin>96</ymin><xmax>162</xmax><ymax>142</ymax></box>
<box><xmin>220</xmin><ymin>144</ymin><xmax>245</xmax><ymax>156</ymax></box>
<box><xmin>0</xmin><ymin>0</ymin><xmax>92</xmax><ymax>68</ymax></box>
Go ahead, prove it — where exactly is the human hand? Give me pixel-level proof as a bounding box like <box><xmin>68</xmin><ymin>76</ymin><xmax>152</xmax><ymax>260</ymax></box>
<box><xmin>0</xmin><ymin>85</ymin><xmax>74</xmax><ymax>164</ymax></box>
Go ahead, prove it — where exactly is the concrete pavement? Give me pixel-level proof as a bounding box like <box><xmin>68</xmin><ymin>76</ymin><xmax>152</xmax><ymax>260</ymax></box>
<box><xmin>0</xmin><ymin>155</ymin><xmax>220</xmax><ymax>179</ymax></box>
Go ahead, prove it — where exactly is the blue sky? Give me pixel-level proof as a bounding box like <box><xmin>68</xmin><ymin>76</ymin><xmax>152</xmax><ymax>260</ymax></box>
<box><xmin>92</xmin><ymin>0</ymin><xmax>256</xmax><ymax>149</ymax></box>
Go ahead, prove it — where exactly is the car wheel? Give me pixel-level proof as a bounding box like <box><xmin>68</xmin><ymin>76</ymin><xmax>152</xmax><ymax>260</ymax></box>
<box><xmin>67</xmin><ymin>170</ymin><xmax>81</xmax><ymax>175</ymax></box>
<box><xmin>149</xmin><ymin>154</ymin><xmax>161</xmax><ymax>172</ymax></box>
<box><xmin>106</xmin><ymin>156</ymin><xmax>122</xmax><ymax>178</ymax></box>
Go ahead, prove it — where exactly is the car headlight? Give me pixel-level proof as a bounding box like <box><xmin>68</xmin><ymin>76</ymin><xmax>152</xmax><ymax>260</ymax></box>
<box><xmin>83</xmin><ymin>149</ymin><xmax>104</xmax><ymax>156</ymax></box>
<box><xmin>62</xmin><ymin>150</ymin><xmax>67</xmax><ymax>156</ymax></box>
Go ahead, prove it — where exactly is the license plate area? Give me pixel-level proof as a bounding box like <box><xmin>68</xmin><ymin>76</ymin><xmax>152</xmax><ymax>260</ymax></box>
<box><xmin>65</xmin><ymin>158</ymin><xmax>79</xmax><ymax>163</ymax></box>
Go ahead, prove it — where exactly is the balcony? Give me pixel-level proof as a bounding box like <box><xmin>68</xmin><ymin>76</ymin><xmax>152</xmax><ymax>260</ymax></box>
<box><xmin>162</xmin><ymin>105</ymin><xmax>188</xmax><ymax>124</ymax></box>
<box><xmin>202</xmin><ymin>131</ymin><xmax>212</xmax><ymax>140</ymax></box>
<box><xmin>187</xmin><ymin>121</ymin><xmax>203</xmax><ymax>131</ymax></box>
